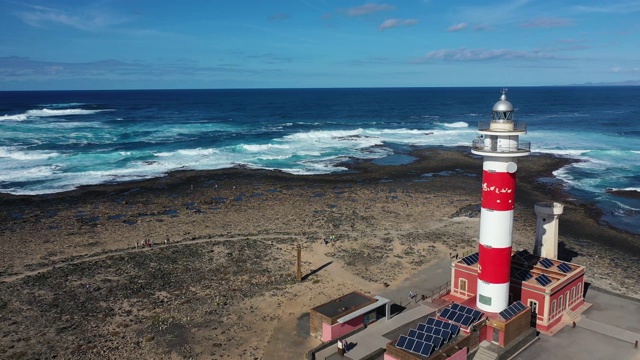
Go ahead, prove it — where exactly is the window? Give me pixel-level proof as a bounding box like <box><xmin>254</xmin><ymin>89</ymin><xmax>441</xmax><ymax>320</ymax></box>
<box><xmin>552</xmin><ymin>300</ymin><xmax>557</xmax><ymax>317</ymax></box>
<box><xmin>559</xmin><ymin>296</ymin><xmax>563</xmax><ymax>311</ymax></box>
<box><xmin>577</xmin><ymin>283</ymin><xmax>582</xmax><ymax>298</ymax></box>
<box><xmin>571</xmin><ymin>288</ymin><xmax>576</xmax><ymax>302</ymax></box>
<box><xmin>565</xmin><ymin>291</ymin><xmax>569</xmax><ymax>308</ymax></box>
<box><xmin>528</xmin><ymin>300</ymin><xmax>538</xmax><ymax>314</ymax></box>
<box><xmin>459</xmin><ymin>278</ymin><xmax>467</xmax><ymax>293</ymax></box>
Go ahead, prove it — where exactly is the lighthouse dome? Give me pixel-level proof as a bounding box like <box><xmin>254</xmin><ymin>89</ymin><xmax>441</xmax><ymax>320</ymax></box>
<box><xmin>492</xmin><ymin>93</ymin><xmax>513</xmax><ymax>112</ymax></box>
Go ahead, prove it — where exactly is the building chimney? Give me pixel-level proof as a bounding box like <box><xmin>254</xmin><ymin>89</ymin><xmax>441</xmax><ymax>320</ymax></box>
<box><xmin>533</xmin><ymin>202</ymin><xmax>564</xmax><ymax>259</ymax></box>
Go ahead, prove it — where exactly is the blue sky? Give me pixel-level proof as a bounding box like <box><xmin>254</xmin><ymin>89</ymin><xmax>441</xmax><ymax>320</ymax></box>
<box><xmin>1</xmin><ymin>0</ymin><xmax>639</xmax><ymax>90</ymax></box>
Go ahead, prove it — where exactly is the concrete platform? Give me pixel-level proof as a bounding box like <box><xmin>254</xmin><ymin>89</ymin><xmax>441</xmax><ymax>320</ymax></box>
<box><xmin>516</xmin><ymin>286</ymin><xmax>640</xmax><ymax>360</ymax></box>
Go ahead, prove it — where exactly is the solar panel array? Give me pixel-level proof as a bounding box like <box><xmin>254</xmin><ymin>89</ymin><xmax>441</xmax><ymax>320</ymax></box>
<box><xmin>425</xmin><ymin>317</ymin><xmax>460</xmax><ymax>337</ymax></box>
<box><xmin>539</xmin><ymin>258</ymin><xmax>554</xmax><ymax>269</ymax></box>
<box><xmin>557</xmin><ymin>262</ymin><xmax>573</xmax><ymax>273</ymax></box>
<box><xmin>439</xmin><ymin>304</ymin><xmax>482</xmax><ymax>327</ymax></box>
<box><xmin>461</xmin><ymin>252</ymin><xmax>479</xmax><ymax>266</ymax></box>
<box><xmin>451</xmin><ymin>303</ymin><xmax>483</xmax><ymax>322</ymax></box>
<box><xmin>499</xmin><ymin>300</ymin><xmax>527</xmax><ymax>321</ymax></box>
<box><xmin>513</xmin><ymin>249</ymin><xmax>531</xmax><ymax>263</ymax></box>
<box><xmin>396</xmin><ymin>316</ymin><xmax>465</xmax><ymax>357</ymax></box>
<box><xmin>396</xmin><ymin>335</ymin><xmax>434</xmax><ymax>357</ymax></box>
<box><xmin>514</xmin><ymin>269</ymin><xmax>533</xmax><ymax>281</ymax></box>
<box><xmin>535</xmin><ymin>274</ymin><xmax>552</xmax><ymax>286</ymax></box>
<box><xmin>407</xmin><ymin>329</ymin><xmax>444</xmax><ymax>349</ymax></box>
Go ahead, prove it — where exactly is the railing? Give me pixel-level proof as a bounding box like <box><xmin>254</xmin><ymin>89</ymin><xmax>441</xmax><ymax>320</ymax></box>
<box><xmin>471</xmin><ymin>139</ymin><xmax>531</xmax><ymax>153</ymax></box>
<box><xmin>426</xmin><ymin>280</ymin><xmax>451</xmax><ymax>302</ymax></box>
<box><xmin>477</xmin><ymin>121</ymin><xmax>527</xmax><ymax>132</ymax></box>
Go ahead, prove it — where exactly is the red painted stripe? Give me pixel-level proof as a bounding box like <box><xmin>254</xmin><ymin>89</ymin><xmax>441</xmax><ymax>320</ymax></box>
<box><xmin>481</xmin><ymin>170</ymin><xmax>516</xmax><ymax>211</ymax></box>
<box><xmin>478</xmin><ymin>244</ymin><xmax>512</xmax><ymax>284</ymax></box>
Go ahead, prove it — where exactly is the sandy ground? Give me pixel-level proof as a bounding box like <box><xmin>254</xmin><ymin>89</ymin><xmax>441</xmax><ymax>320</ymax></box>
<box><xmin>0</xmin><ymin>147</ymin><xmax>639</xmax><ymax>359</ymax></box>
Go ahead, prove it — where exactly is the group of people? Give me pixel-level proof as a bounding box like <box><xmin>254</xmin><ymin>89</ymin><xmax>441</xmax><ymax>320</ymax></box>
<box><xmin>135</xmin><ymin>238</ymin><xmax>172</xmax><ymax>249</ymax></box>
<box><xmin>337</xmin><ymin>339</ymin><xmax>349</xmax><ymax>356</ymax></box>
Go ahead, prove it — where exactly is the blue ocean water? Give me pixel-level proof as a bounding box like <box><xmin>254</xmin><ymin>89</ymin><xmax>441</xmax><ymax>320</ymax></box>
<box><xmin>1</xmin><ymin>87</ymin><xmax>639</xmax><ymax>233</ymax></box>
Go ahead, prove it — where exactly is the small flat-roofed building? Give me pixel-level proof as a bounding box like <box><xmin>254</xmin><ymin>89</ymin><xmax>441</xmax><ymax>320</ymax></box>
<box><xmin>310</xmin><ymin>291</ymin><xmax>391</xmax><ymax>342</ymax></box>
<box><xmin>450</xmin><ymin>249</ymin><xmax>585</xmax><ymax>333</ymax></box>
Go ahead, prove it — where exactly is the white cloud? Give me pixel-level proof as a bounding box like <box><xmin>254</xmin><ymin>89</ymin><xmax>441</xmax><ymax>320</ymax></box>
<box><xmin>415</xmin><ymin>47</ymin><xmax>561</xmax><ymax>62</ymax></box>
<box><xmin>573</xmin><ymin>3</ymin><xmax>640</xmax><ymax>13</ymax></box>
<box><xmin>378</xmin><ymin>18</ymin><xmax>419</xmax><ymax>31</ymax></box>
<box><xmin>447</xmin><ymin>23</ymin><xmax>468</xmax><ymax>32</ymax></box>
<box><xmin>520</xmin><ymin>18</ymin><xmax>574</xmax><ymax>28</ymax></box>
<box><xmin>14</xmin><ymin>3</ymin><xmax>130</xmax><ymax>31</ymax></box>
<box><xmin>611</xmin><ymin>66</ymin><xmax>640</xmax><ymax>73</ymax></box>
<box><xmin>347</xmin><ymin>3</ymin><xmax>395</xmax><ymax>17</ymax></box>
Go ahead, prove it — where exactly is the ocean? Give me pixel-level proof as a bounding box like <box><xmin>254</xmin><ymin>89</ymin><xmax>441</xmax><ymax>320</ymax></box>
<box><xmin>1</xmin><ymin>87</ymin><xmax>639</xmax><ymax>234</ymax></box>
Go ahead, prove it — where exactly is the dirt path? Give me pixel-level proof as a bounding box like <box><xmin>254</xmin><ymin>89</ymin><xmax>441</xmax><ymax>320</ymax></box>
<box><xmin>0</xmin><ymin>234</ymin><xmax>300</xmax><ymax>283</ymax></box>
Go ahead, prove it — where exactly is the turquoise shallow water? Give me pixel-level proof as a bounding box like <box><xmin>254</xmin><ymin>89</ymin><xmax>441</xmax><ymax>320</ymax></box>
<box><xmin>0</xmin><ymin>87</ymin><xmax>639</xmax><ymax>233</ymax></box>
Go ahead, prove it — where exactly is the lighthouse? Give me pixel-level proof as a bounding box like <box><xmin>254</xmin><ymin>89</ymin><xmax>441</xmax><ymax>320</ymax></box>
<box><xmin>471</xmin><ymin>90</ymin><xmax>531</xmax><ymax>313</ymax></box>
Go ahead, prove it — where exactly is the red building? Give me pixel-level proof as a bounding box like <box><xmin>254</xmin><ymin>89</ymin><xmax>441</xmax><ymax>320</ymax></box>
<box><xmin>450</xmin><ymin>249</ymin><xmax>585</xmax><ymax>333</ymax></box>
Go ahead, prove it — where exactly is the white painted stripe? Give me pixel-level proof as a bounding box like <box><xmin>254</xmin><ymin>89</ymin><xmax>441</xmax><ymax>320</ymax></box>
<box><xmin>483</xmin><ymin>158</ymin><xmax>516</xmax><ymax>172</ymax></box>
<box><xmin>479</xmin><ymin>208</ymin><xmax>514</xmax><ymax>248</ymax></box>
<box><xmin>477</xmin><ymin>281</ymin><xmax>510</xmax><ymax>313</ymax></box>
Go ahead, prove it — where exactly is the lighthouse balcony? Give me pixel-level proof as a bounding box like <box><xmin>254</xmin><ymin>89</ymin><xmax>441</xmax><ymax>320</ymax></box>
<box><xmin>477</xmin><ymin>121</ymin><xmax>527</xmax><ymax>135</ymax></box>
<box><xmin>471</xmin><ymin>139</ymin><xmax>531</xmax><ymax>157</ymax></box>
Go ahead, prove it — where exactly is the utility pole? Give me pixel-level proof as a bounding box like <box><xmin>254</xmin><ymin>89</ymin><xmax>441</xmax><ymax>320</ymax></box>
<box><xmin>296</xmin><ymin>244</ymin><xmax>302</xmax><ymax>282</ymax></box>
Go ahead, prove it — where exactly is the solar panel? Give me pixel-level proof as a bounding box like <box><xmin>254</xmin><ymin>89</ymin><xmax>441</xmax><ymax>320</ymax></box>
<box><xmin>539</xmin><ymin>258</ymin><xmax>554</xmax><ymax>268</ymax></box>
<box><xmin>408</xmin><ymin>329</ymin><xmax>418</xmax><ymax>339</ymax></box>
<box><xmin>558</xmin><ymin>262</ymin><xmax>573</xmax><ymax>273</ymax></box>
<box><xmin>445</xmin><ymin>309</ymin><xmax>459</xmax><ymax>322</ymax></box>
<box><xmin>423</xmin><ymin>325</ymin><xmax>437</xmax><ymax>335</ymax></box>
<box><xmin>419</xmin><ymin>342</ymin><xmax>434</xmax><ymax>357</ymax></box>
<box><xmin>440</xmin><ymin>308</ymin><xmax>453</xmax><ymax>320</ymax></box>
<box><xmin>514</xmin><ymin>249</ymin><xmax>530</xmax><ymax>262</ymax></box>
<box><xmin>451</xmin><ymin>304</ymin><xmax>482</xmax><ymax>322</ymax></box>
<box><xmin>417</xmin><ymin>323</ymin><xmax>427</xmax><ymax>332</ymax></box>
<box><xmin>424</xmin><ymin>325</ymin><xmax>449</xmax><ymax>341</ymax></box>
<box><xmin>396</xmin><ymin>335</ymin><xmax>408</xmax><ymax>349</ymax></box>
<box><xmin>500</xmin><ymin>300</ymin><xmax>528</xmax><ymax>321</ymax></box>
<box><xmin>434</xmin><ymin>319</ymin><xmax>445</xmax><ymax>328</ymax></box>
<box><xmin>461</xmin><ymin>252</ymin><xmax>479</xmax><ymax>266</ymax></box>
<box><xmin>453</xmin><ymin>312</ymin><xmax>465</xmax><ymax>324</ymax></box>
<box><xmin>446</xmin><ymin>323</ymin><xmax>460</xmax><ymax>337</ymax></box>
<box><xmin>404</xmin><ymin>337</ymin><xmax>416</xmax><ymax>351</ymax></box>
<box><xmin>426</xmin><ymin>317</ymin><xmax>436</xmax><ymax>326</ymax></box>
<box><xmin>512</xmin><ymin>300</ymin><xmax>526</xmax><ymax>312</ymax></box>
<box><xmin>535</xmin><ymin>274</ymin><xmax>552</xmax><ymax>286</ymax></box>
<box><xmin>416</xmin><ymin>331</ymin><xmax>428</xmax><ymax>342</ymax></box>
<box><xmin>411</xmin><ymin>339</ymin><xmax>425</xmax><ymax>353</ymax></box>
<box><xmin>515</xmin><ymin>269</ymin><xmax>533</xmax><ymax>281</ymax></box>
<box><xmin>424</xmin><ymin>334</ymin><xmax>444</xmax><ymax>349</ymax></box>
<box><xmin>459</xmin><ymin>314</ymin><xmax>474</xmax><ymax>327</ymax></box>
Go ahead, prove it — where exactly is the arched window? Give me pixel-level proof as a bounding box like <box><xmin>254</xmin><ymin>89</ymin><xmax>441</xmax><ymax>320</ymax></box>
<box><xmin>577</xmin><ymin>283</ymin><xmax>582</xmax><ymax>298</ymax></box>
<box><xmin>552</xmin><ymin>300</ymin><xmax>557</xmax><ymax>318</ymax></box>
<box><xmin>459</xmin><ymin>278</ymin><xmax>468</xmax><ymax>293</ymax></box>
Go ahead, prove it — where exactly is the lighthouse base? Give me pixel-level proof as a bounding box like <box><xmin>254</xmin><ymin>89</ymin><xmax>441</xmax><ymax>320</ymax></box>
<box><xmin>477</xmin><ymin>281</ymin><xmax>509</xmax><ymax>313</ymax></box>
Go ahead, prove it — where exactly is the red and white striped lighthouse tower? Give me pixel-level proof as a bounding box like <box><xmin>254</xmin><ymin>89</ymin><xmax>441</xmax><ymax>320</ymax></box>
<box><xmin>471</xmin><ymin>90</ymin><xmax>531</xmax><ymax>313</ymax></box>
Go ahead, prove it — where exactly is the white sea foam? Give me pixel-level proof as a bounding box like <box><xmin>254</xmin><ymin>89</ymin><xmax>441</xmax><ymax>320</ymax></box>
<box><xmin>26</xmin><ymin>108</ymin><xmax>113</xmax><ymax>117</ymax></box>
<box><xmin>442</xmin><ymin>122</ymin><xmax>469</xmax><ymax>128</ymax></box>
<box><xmin>611</xmin><ymin>200</ymin><xmax>640</xmax><ymax>211</ymax></box>
<box><xmin>0</xmin><ymin>147</ymin><xmax>60</xmax><ymax>160</ymax></box>
<box><xmin>155</xmin><ymin>148</ymin><xmax>217</xmax><ymax>157</ymax></box>
<box><xmin>242</xmin><ymin>144</ymin><xmax>289</xmax><ymax>152</ymax></box>
<box><xmin>536</xmin><ymin>149</ymin><xmax>591</xmax><ymax>157</ymax></box>
<box><xmin>0</xmin><ymin>165</ymin><xmax>58</xmax><ymax>182</ymax></box>
<box><xmin>0</xmin><ymin>114</ymin><xmax>28</xmax><ymax>121</ymax></box>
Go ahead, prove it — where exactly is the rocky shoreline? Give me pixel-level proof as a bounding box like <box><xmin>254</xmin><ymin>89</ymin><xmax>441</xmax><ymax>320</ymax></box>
<box><xmin>1</xmin><ymin>147</ymin><xmax>639</xmax><ymax>359</ymax></box>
